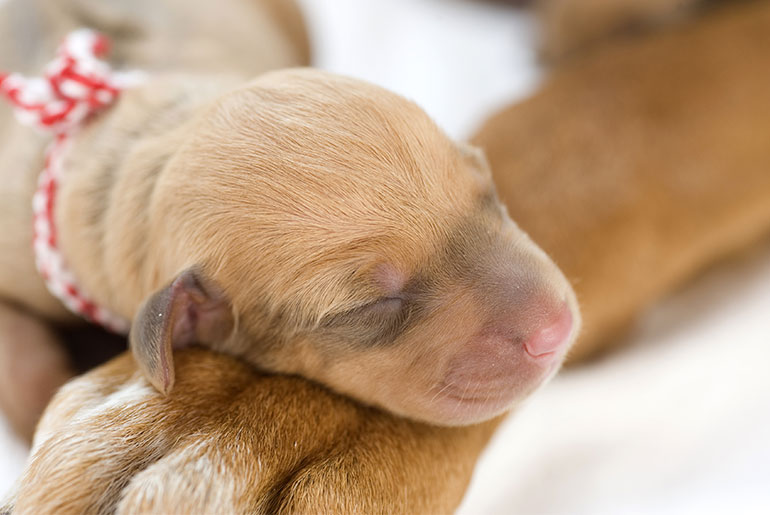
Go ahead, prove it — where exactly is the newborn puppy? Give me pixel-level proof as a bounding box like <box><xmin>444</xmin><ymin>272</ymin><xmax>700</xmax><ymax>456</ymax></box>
<box><xmin>8</xmin><ymin>1</ymin><xmax>770</xmax><ymax>513</ymax></box>
<box><xmin>0</xmin><ymin>0</ymin><xmax>580</xmax><ymax>440</ymax></box>
<box><xmin>101</xmin><ymin>72</ymin><xmax>578</xmax><ymax>427</ymax></box>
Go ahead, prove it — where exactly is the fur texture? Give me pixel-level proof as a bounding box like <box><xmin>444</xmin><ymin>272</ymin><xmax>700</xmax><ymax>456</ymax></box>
<box><xmin>479</xmin><ymin>0</ymin><xmax>770</xmax><ymax>360</ymax></box>
<box><xmin>0</xmin><ymin>0</ymin><xmax>309</xmax><ymax>441</ymax></box>
<box><xmin>7</xmin><ymin>1</ymin><xmax>770</xmax><ymax>512</ymax></box>
<box><xmin>0</xmin><ymin>0</ymin><xmax>580</xmax><ymax>439</ymax></box>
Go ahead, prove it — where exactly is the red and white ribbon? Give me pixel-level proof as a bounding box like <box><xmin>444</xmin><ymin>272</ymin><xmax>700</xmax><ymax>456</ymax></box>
<box><xmin>1</xmin><ymin>29</ymin><xmax>144</xmax><ymax>333</ymax></box>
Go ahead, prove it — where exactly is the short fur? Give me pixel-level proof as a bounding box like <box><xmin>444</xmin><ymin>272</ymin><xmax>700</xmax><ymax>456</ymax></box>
<box><xmin>8</xmin><ymin>350</ymin><xmax>496</xmax><ymax>514</ymax></box>
<box><xmin>7</xmin><ymin>1</ymin><xmax>770</xmax><ymax>512</ymax></box>
<box><xmin>0</xmin><ymin>0</ymin><xmax>309</xmax><ymax>440</ymax></box>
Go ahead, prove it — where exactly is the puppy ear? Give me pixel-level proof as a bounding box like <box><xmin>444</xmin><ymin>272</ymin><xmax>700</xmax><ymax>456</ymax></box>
<box><xmin>129</xmin><ymin>267</ymin><xmax>234</xmax><ymax>395</ymax></box>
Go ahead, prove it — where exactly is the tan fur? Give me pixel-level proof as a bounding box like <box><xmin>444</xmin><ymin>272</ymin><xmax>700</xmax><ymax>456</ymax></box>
<box><xmin>0</xmin><ymin>0</ymin><xmax>580</xmax><ymax>438</ymax></box>
<box><xmin>8</xmin><ymin>350</ymin><xmax>493</xmax><ymax>514</ymax></box>
<box><xmin>56</xmin><ymin>67</ymin><xmax>577</xmax><ymax>425</ymax></box>
<box><xmin>7</xmin><ymin>1</ymin><xmax>770</xmax><ymax>513</ymax></box>
<box><xmin>0</xmin><ymin>0</ymin><xmax>307</xmax><ymax>318</ymax></box>
<box><xmin>0</xmin><ymin>0</ymin><xmax>310</xmax><ymax>441</ymax></box>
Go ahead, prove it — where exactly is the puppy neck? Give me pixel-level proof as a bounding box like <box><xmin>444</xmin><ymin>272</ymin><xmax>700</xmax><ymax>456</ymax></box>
<box><xmin>55</xmin><ymin>74</ymin><xmax>238</xmax><ymax>319</ymax></box>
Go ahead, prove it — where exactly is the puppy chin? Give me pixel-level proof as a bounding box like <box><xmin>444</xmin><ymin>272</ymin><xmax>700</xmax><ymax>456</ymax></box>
<box><xmin>425</xmin><ymin>345</ymin><xmax>567</xmax><ymax>425</ymax></box>
<box><xmin>418</xmin><ymin>303</ymin><xmax>578</xmax><ymax>426</ymax></box>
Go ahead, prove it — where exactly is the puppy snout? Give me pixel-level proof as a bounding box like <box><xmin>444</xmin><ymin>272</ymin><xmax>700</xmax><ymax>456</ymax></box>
<box><xmin>477</xmin><ymin>296</ymin><xmax>574</xmax><ymax>366</ymax></box>
<box><xmin>443</xmin><ymin>297</ymin><xmax>575</xmax><ymax>389</ymax></box>
<box><xmin>431</xmin><ymin>296</ymin><xmax>575</xmax><ymax>424</ymax></box>
<box><xmin>523</xmin><ymin>303</ymin><xmax>573</xmax><ymax>359</ymax></box>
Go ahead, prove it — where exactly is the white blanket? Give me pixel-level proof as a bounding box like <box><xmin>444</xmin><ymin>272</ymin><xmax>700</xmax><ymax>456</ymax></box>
<box><xmin>2</xmin><ymin>1</ymin><xmax>769</xmax><ymax>513</ymax></box>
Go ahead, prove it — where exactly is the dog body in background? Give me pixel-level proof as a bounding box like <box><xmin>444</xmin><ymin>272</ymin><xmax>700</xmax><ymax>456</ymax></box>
<box><xmin>483</xmin><ymin>0</ymin><xmax>770</xmax><ymax>360</ymax></box>
<box><xmin>0</xmin><ymin>0</ymin><xmax>581</xmax><ymax>443</ymax></box>
<box><xmin>7</xmin><ymin>1</ymin><xmax>770</xmax><ymax>513</ymax></box>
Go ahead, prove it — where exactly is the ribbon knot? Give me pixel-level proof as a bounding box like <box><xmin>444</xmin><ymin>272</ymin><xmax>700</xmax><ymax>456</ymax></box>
<box><xmin>0</xmin><ymin>28</ymin><xmax>142</xmax><ymax>135</ymax></box>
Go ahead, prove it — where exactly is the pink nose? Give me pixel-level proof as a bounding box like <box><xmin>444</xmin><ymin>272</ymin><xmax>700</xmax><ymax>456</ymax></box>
<box><xmin>524</xmin><ymin>305</ymin><xmax>573</xmax><ymax>358</ymax></box>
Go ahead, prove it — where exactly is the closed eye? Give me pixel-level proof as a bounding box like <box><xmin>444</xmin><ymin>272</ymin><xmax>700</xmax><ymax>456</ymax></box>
<box><xmin>335</xmin><ymin>295</ymin><xmax>405</xmax><ymax>325</ymax></box>
<box><xmin>319</xmin><ymin>295</ymin><xmax>412</xmax><ymax>343</ymax></box>
<box><xmin>360</xmin><ymin>296</ymin><xmax>404</xmax><ymax>315</ymax></box>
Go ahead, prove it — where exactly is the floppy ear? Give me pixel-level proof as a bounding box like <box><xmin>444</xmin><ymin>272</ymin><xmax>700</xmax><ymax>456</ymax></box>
<box><xmin>129</xmin><ymin>267</ymin><xmax>234</xmax><ymax>395</ymax></box>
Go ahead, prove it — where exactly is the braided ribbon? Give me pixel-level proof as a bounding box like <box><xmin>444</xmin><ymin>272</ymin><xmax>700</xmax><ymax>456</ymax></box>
<box><xmin>0</xmin><ymin>29</ymin><xmax>144</xmax><ymax>333</ymax></box>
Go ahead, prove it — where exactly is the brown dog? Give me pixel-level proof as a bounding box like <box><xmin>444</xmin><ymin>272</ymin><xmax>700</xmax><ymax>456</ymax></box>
<box><xmin>486</xmin><ymin>0</ymin><xmax>770</xmax><ymax>360</ymax></box>
<box><xmin>0</xmin><ymin>0</ymin><xmax>579</xmax><ymax>442</ymax></box>
<box><xmin>7</xmin><ymin>0</ymin><xmax>770</xmax><ymax>512</ymax></box>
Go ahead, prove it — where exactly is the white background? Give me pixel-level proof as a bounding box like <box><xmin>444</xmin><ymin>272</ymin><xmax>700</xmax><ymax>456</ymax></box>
<box><xmin>2</xmin><ymin>1</ymin><xmax>769</xmax><ymax>513</ymax></box>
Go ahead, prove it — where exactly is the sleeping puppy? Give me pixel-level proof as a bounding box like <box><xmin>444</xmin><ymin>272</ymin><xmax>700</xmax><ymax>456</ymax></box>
<box><xmin>0</xmin><ymin>0</ymin><xmax>580</xmax><ymax>441</ymax></box>
<box><xmin>7</xmin><ymin>1</ymin><xmax>770</xmax><ymax>513</ymax></box>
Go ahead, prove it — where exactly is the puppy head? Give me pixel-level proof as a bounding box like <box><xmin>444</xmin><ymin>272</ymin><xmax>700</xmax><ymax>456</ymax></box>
<box><xmin>131</xmin><ymin>69</ymin><xmax>580</xmax><ymax>425</ymax></box>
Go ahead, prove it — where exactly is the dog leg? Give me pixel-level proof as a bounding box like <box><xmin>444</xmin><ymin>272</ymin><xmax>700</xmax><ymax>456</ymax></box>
<box><xmin>262</xmin><ymin>421</ymin><xmax>497</xmax><ymax>514</ymax></box>
<box><xmin>0</xmin><ymin>302</ymin><xmax>72</xmax><ymax>443</ymax></box>
<box><xmin>11</xmin><ymin>358</ymin><xmax>174</xmax><ymax>515</ymax></box>
<box><xmin>10</xmin><ymin>348</ymin><xmax>499</xmax><ymax>514</ymax></box>
<box><xmin>115</xmin><ymin>440</ymin><xmax>248</xmax><ymax>515</ymax></box>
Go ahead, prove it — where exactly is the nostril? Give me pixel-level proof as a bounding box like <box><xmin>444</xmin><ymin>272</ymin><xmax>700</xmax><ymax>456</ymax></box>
<box><xmin>524</xmin><ymin>304</ymin><xmax>573</xmax><ymax>358</ymax></box>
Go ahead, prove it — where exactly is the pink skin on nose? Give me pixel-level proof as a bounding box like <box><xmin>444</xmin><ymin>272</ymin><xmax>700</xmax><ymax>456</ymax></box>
<box><xmin>524</xmin><ymin>305</ymin><xmax>573</xmax><ymax>359</ymax></box>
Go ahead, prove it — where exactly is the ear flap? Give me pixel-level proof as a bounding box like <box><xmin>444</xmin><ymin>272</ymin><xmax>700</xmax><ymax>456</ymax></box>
<box><xmin>129</xmin><ymin>267</ymin><xmax>234</xmax><ymax>395</ymax></box>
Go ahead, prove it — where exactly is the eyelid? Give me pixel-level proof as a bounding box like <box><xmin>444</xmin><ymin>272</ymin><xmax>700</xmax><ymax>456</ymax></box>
<box><xmin>319</xmin><ymin>295</ymin><xmax>403</xmax><ymax>328</ymax></box>
<box><xmin>379</xmin><ymin>292</ymin><xmax>405</xmax><ymax>301</ymax></box>
<box><xmin>376</xmin><ymin>290</ymin><xmax>411</xmax><ymax>304</ymax></box>
<box><xmin>359</xmin><ymin>295</ymin><xmax>404</xmax><ymax>311</ymax></box>
<box><xmin>330</xmin><ymin>294</ymin><xmax>404</xmax><ymax>317</ymax></box>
